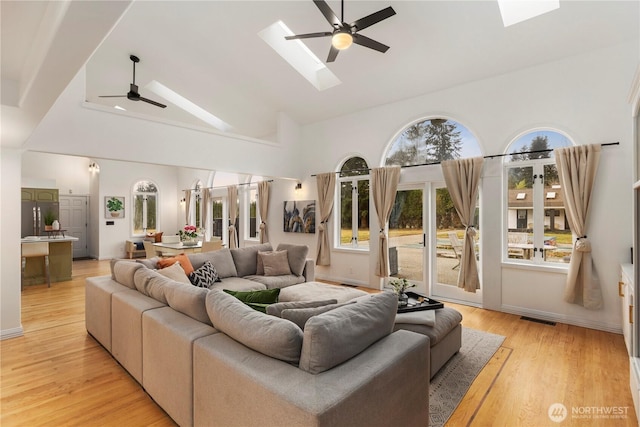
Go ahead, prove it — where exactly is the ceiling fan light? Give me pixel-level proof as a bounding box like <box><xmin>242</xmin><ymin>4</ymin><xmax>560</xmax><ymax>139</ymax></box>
<box><xmin>332</xmin><ymin>32</ymin><xmax>353</xmax><ymax>50</ymax></box>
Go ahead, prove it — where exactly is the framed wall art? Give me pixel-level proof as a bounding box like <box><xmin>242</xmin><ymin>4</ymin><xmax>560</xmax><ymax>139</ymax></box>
<box><xmin>283</xmin><ymin>200</ymin><xmax>315</xmax><ymax>233</ymax></box>
<box><xmin>105</xmin><ymin>196</ymin><xmax>125</xmax><ymax>219</ymax></box>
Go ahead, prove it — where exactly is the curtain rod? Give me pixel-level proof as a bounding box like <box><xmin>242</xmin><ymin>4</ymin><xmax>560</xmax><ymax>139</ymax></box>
<box><xmin>182</xmin><ymin>179</ymin><xmax>273</xmax><ymax>193</ymax></box>
<box><xmin>311</xmin><ymin>141</ymin><xmax>619</xmax><ymax>177</ymax></box>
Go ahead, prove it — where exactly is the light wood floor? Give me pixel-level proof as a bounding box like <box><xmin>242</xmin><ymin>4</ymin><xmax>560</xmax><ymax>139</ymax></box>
<box><xmin>1</xmin><ymin>259</ymin><xmax>637</xmax><ymax>426</ymax></box>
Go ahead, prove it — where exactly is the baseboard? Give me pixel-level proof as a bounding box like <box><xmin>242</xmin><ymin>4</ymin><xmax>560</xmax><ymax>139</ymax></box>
<box><xmin>1</xmin><ymin>326</ymin><xmax>24</xmax><ymax>340</ymax></box>
<box><xmin>501</xmin><ymin>304</ymin><xmax>621</xmax><ymax>334</ymax></box>
<box><xmin>314</xmin><ymin>274</ymin><xmax>371</xmax><ymax>288</ymax></box>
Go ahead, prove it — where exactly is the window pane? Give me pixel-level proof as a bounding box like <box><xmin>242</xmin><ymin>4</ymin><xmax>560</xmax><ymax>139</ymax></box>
<box><xmin>340</xmin><ymin>181</ymin><xmax>353</xmax><ymax>246</ymax></box>
<box><xmin>146</xmin><ymin>195</ymin><xmax>157</xmax><ymax>233</ymax></box>
<box><xmin>249</xmin><ymin>188</ymin><xmax>258</xmax><ymax>239</ymax></box>
<box><xmin>356</xmin><ymin>180</ymin><xmax>370</xmax><ymax>247</ymax></box>
<box><xmin>211</xmin><ymin>199</ymin><xmax>223</xmax><ymax>238</ymax></box>
<box><xmin>389</xmin><ymin>189</ymin><xmax>423</xmax><ymax>281</ymax></box>
<box><xmin>543</xmin><ymin>164</ymin><xmax>571</xmax><ymax>263</ymax></box>
<box><xmin>507</xmin><ymin>166</ymin><xmax>534</xmax><ymax>259</ymax></box>
<box><xmin>133</xmin><ymin>194</ymin><xmax>144</xmax><ymax>234</ymax></box>
<box><xmin>505</xmin><ymin>131</ymin><xmax>571</xmax><ymax>163</ymax></box>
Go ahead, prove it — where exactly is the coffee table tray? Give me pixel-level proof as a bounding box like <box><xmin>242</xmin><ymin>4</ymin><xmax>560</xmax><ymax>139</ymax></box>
<box><xmin>398</xmin><ymin>291</ymin><xmax>444</xmax><ymax>313</ymax></box>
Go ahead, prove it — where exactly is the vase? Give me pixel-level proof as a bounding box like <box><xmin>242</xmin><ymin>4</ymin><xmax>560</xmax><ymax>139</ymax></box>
<box><xmin>52</xmin><ymin>220</ymin><xmax>60</xmax><ymax>230</ymax></box>
<box><xmin>398</xmin><ymin>293</ymin><xmax>409</xmax><ymax>307</ymax></box>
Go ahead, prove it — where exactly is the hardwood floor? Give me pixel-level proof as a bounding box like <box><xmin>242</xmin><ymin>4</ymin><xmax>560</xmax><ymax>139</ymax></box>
<box><xmin>1</xmin><ymin>259</ymin><xmax>637</xmax><ymax>426</ymax></box>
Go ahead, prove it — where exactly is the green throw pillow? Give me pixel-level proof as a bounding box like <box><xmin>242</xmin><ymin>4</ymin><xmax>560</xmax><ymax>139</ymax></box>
<box><xmin>224</xmin><ymin>288</ymin><xmax>280</xmax><ymax>312</ymax></box>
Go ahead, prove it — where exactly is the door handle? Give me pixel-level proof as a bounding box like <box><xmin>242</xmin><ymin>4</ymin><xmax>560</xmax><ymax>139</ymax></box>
<box><xmin>629</xmin><ymin>305</ymin><xmax>634</xmax><ymax>324</ymax></box>
<box><xmin>619</xmin><ymin>281</ymin><xmax>625</xmax><ymax>297</ymax></box>
<box><xmin>423</xmin><ymin>233</ymin><xmax>426</xmax><ymax>247</ymax></box>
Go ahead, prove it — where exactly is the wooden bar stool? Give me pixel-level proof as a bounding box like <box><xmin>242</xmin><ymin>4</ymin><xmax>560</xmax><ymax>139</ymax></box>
<box><xmin>21</xmin><ymin>242</ymin><xmax>50</xmax><ymax>290</ymax></box>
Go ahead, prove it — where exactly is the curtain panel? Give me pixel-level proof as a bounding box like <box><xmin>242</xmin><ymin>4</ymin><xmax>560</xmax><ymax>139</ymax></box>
<box><xmin>555</xmin><ymin>144</ymin><xmax>602</xmax><ymax>309</ymax></box>
<box><xmin>441</xmin><ymin>157</ymin><xmax>483</xmax><ymax>292</ymax></box>
<box><xmin>258</xmin><ymin>181</ymin><xmax>270</xmax><ymax>244</ymax></box>
<box><xmin>184</xmin><ymin>190</ymin><xmax>192</xmax><ymax>226</ymax></box>
<box><xmin>371</xmin><ymin>166</ymin><xmax>401</xmax><ymax>277</ymax></box>
<box><xmin>227</xmin><ymin>185</ymin><xmax>238</xmax><ymax>249</ymax></box>
<box><xmin>315</xmin><ymin>173</ymin><xmax>336</xmax><ymax>266</ymax></box>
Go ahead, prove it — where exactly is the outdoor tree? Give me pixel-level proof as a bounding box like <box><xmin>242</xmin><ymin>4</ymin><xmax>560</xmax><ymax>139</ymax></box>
<box><xmin>424</xmin><ymin>119</ymin><xmax>462</xmax><ymax>162</ymax></box>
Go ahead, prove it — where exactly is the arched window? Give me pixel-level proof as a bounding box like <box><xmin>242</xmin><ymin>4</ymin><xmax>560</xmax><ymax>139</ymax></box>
<box><xmin>338</xmin><ymin>156</ymin><xmax>370</xmax><ymax>249</ymax></box>
<box><xmin>385</xmin><ymin>118</ymin><xmax>482</xmax><ymax>166</ymax></box>
<box><xmin>245</xmin><ymin>175</ymin><xmax>263</xmax><ymax>241</ymax></box>
<box><xmin>503</xmin><ymin>130</ymin><xmax>573</xmax><ymax>265</ymax></box>
<box><xmin>132</xmin><ymin>180</ymin><xmax>158</xmax><ymax>236</ymax></box>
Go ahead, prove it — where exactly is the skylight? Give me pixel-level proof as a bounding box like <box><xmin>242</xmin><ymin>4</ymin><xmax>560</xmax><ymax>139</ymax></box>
<box><xmin>145</xmin><ymin>80</ymin><xmax>232</xmax><ymax>132</ymax></box>
<box><xmin>546</xmin><ymin>192</ymin><xmax>556</xmax><ymax>199</ymax></box>
<box><xmin>258</xmin><ymin>21</ymin><xmax>341</xmax><ymax>91</ymax></box>
<box><xmin>516</xmin><ymin>193</ymin><xmax>526</xmax><ymax>200</ymax></box>
<box><xmin>498</xmin><ymin>0</ymin><xmax>559</xmax><ymax>27</ymax></box>
<box><xmin>114</xmin><ymin>105</ymin><xmax>126</xmax><ymax>111</ymax></box>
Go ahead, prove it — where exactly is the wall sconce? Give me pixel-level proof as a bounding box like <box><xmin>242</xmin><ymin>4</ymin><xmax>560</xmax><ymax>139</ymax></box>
<box><xmin>180</xmin><ymin>198</ymin><xmax>186</xmax><ymax>206</ymax></box>
<box><xmin>295</xmin><ymin>182</ymin><xmax>302</xmax><ymax>192</ymax></box>
<box><xmin>88</xmin><ymin>162</ymin><xmax>100</xmax><ymax>172</ymax></box>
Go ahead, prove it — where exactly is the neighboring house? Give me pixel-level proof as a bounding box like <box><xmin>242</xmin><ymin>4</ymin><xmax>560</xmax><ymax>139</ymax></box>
<box><xmin>507</xmin><ymin>189</ymin><xmax>568</xmax><ymax>231</ymax></box>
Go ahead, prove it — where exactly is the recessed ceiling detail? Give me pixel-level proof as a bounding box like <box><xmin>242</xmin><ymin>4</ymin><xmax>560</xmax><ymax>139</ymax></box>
<box><xmin>498</xmin><ymin>0</ymin><xmax>560</xmax><ymax>27</ymax></box>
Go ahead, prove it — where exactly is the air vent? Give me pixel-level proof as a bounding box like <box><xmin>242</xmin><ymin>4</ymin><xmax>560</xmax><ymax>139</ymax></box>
<box><xmin>521</xmin><ymin>316</ymin><xmax>556</xmax><ymax>326</ymax></box>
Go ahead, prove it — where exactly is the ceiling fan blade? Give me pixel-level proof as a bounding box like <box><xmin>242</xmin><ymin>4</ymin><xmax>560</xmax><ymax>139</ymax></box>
<box><xmin>327</xmin><ymin>45</ymin><xmax>339</xmax><ymax>63</ymax></box>
<box><xmin>352</xmin><ymin>33</ymin><xmax>390</xmax><ymax>53</ymax></box>
<box><xmin>285</xmin><ymin>31</ymin><xmax>332</xmax><ymax>40</ymax></box>
<box><xmin>99</xmin><ymin>95</ymin><xmax>127</xmax><ymax>98</ymax></box>
<box><xmin>350</xmin><ymin>6</ymin><xmax>396</xmax><ymax>32</ymax></box>
<box><xmin>313</xmin><ymin>0</ymin><xmax>341</xmax><ymax>27</ymax></box>
<box><xmin>139</xmin><ymin>97</ymin><xmax>167</xmax><ymax>109</ymax></box>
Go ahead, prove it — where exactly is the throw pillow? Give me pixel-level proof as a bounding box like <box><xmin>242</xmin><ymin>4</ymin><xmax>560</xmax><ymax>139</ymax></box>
<box><xmin>255</xmin><ymin>250</ymin><xmax>272</xmax><ymax>275</ymax></box>
<box><xmin>281</xmin><ymin>302</ymin><xmax>354</xmax><ymax>330</ymax></box>
<box><xmin>189</xmin><ymin>260</ymin><xmax>220</xmax><ymax>288</ymax></box>
<box><xmin>259</xmin><ymin>250</ymin><xmax>291</xmax><ymax>276</ymax></box>
<box><xmin>157</xmin><ymin>254</ymin><xmax>195</xmax><ymax>275</ymax></box>
<box><xmin>224</xmin><ymin>288</ymin><xmax>280</xmax><ymax>313</ymax></box>
<box><xmin>266</xmin><ymin>299</ymin><xmax>338</xmax><ymax>317</ymax></box>
<box><xmin>276</xmin><ymin>243</ymin><xmax>309</xmax><ymax>276</ymax></box>
<box><xmin>157</xmin><ymin>261</ymin><xmax>191</xmax><ymax>284</ymax></box>
<box><xmin>134</xmin><ymin>241</ymin><xmax>144</xmax><ymax>250</ymax></box>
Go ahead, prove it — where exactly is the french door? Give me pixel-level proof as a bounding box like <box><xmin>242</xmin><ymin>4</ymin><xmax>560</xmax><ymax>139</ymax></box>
<box><xmin>430</xmin><ymin>182</ymin><xmax>481</xmax><ymax>305</ymax></box>
<box><xmin>388</xmin><ymin>184</ymin><xmax>428</xmax><ymax>294</ymax></box>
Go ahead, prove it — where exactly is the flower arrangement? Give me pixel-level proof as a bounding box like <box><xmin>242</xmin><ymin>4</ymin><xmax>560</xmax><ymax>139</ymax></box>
<box><xmin>389</xmin><ymin>278</ymin><xmax>415</xmax><ymax>295</ymax></box>
<box><xmin>179</xmin><ymin>225</ymin><xmax>198</xmax><ymax>241</ymax></box>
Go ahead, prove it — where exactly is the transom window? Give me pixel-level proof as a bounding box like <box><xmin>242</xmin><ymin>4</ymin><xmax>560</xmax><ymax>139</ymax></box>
<box><xmin>504</xmin><ymin>130</ymin><xmax>573</xmax><ymax>265</ymax></box>
<box><xmin>132</xmin><ymin>180</ymin><xmax>158</xmax><ymax>236</ymax></box>
<box><xmin>338</xmin><ymin>157</ymin><xmax>370</xmax><ymax>249</ymax></box>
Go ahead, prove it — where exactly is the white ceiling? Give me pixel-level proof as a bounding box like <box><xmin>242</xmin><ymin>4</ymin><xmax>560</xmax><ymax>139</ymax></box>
<box><xmin>3</xmin><ymin>1</ymin><xmax>639</xmax><ymax>142</ymax></box>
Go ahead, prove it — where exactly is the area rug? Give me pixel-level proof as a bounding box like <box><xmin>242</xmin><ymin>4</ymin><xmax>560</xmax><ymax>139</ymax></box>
<box><xmin>429</xmin><ymin>327</ymin><xmax>505</xmax><ymax>427</ymax></box>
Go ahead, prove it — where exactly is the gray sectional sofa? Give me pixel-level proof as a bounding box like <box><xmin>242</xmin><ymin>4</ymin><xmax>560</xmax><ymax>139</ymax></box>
<box><xmin>86</xmin><ymin>243</ymin><xmax>430</xmax><ymax>427</ymax></box>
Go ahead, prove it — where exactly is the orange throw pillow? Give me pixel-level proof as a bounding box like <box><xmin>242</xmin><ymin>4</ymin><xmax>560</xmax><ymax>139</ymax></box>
<box><xmin>157</xmin><ymin>254</ymin><xmax>194</xmax><ymax>275</ymax></box>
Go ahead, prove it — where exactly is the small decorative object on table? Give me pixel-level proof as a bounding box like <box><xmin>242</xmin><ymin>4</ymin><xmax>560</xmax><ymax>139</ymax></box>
<box><xmin>179</xmin><ymin>225</ymin><xmax>198</xmax><ymax>245</ymax></box>
<box><xmin>390</xmin><ymin>278</ymin><xmax>415</xmax><ymax>307</ymax></box>
<box><xmin>398</xmin><ymin>291</ymin><xmax>444</xmax><ymax>313</ymax></box>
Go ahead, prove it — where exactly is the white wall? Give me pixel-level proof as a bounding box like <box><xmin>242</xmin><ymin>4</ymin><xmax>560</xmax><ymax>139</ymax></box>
<box><xmin>22</xmin><ymin>152</ymin><xmax>91</xmax><ymax>195</ymax></box>
<box><xmin>298</xmin><ymin>41</ymin><xmax>638</xmax><ymax>331</ymax></box>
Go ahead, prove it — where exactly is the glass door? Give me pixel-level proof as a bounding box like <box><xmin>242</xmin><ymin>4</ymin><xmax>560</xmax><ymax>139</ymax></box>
<box><xmin>431</xmin><ymin>183</ymin><xmax>482</xmax><ymax>304</ymax></box>
<box><xmin>389</xmin><ymin>184</ymin><xmax>427</xmax><ymax>294</ymax></box>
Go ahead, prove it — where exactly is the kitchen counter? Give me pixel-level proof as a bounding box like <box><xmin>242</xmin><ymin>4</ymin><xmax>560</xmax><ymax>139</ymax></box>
<box><xmin>21</xmin><ymin>236</ymin><xmax>79</xmax><ymax>286</ymax></box>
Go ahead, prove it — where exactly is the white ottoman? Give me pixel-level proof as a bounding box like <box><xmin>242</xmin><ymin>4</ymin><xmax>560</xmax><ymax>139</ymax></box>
<box><xmin>279</xmin><ymin>281</ymin><xmax>368</xmax><ymax>304</ymax></box>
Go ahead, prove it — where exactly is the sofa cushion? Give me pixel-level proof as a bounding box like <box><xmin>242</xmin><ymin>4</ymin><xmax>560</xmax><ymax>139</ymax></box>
<box><xmin>113</xmin><ymin>261</ymin><xmax>145</xmax><ymax>289</ymax></box>
<box><xmin>281</xmin><ymin>302</ymin><xmax>353</xmax><ymax>330</ymax></box>
<box><xmin>299</xmin><ymin>291</ymin><xmax>397</xmax><ymax>374</ymax></box>
<box><xmin>242</xmin><ymin>274</ymin><xmax>305</xmax><ymax>289</ymax></box>
<box><xmin>189</xmin><ymin>261</ymin><xmax>220</xmax><ymax>288</ymax></box>
<box><xmin>266</xmin><ymin>299</ymin><xmax>338</xmax><ymax>317</ymax></box>
<box><xmin>188</xmin><ymin>248</ymin><xmax>238</xmax><ymax>279</ymax></box>
<box><xmin>259</xmin><ymin>250</ymin><xmax>291</xmax><ymax>276</ymax></box>
<box><xmin>137</xmin><ymin>256</ymin><xmax>160</xmax><ymax>269</ymax></box>
<box><xmin>157</xmin><ymin>254</ymin><xmax>195</xmax><ymax>275</ymax></box>
<box><xmin>134</xmin><ymin>267</ymin><xmax>157</xmax><ymax>295</ymax></box>
<box><xmin>165</xmin><ymin>283</ymin><xmax>211</xmax><ymax>325</ymax></box>
<box><xmin>229</xmin><ymin>243</ymin><xmax>273</xmax><ymax>277</ymax></box>
<box><xmin>276</xmin><ymin>243</ymin><xmax>309</xmax><ymax>276</ymax></box>
<box><xmin>223</xmin><ymin>288</ymin><xmax>280</xmax><ymax>313</ymax></box>
<box><xmin>157</xmin><ymin>262</ymin><xmax>191</xmax><ymax>284</ymax></box>
<box><xmin>211</xmin><ymin>277</ymin><xmax>266</xmax><ymax>292</ymax></box>
<box><xmin>255</xmin><ymin>251</ymin><xmax>271</xmax><ymax>275</ymax></box>
<box><xmin>205</xmin><ymin>289</ymin><xmax>303</xmax><ymax>363</ymax></box>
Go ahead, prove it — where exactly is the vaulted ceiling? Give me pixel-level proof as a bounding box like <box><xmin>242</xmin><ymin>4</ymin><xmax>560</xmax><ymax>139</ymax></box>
<box><xmin>2</xmin><ymin>1</ymin><xmax>639</xmax><ymax>144</ymax></box>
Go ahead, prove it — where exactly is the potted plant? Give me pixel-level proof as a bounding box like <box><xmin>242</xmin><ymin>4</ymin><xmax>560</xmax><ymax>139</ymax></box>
<box><xmin>389</xmin><ymin>278</ymin><xmax>416</xmax><ymax>307</ymax></box>
<box><xmin>44</xmin><ymin>210</ymin><xmax>57</xmax><ymax>231</ymax></box>
<box><xmin>107</xmin><ymin>197</ymin><xmax>124</xmax><ymax>217</ymax></box>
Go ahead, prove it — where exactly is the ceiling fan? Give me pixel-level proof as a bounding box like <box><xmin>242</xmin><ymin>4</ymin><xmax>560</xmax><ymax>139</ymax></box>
<box><xmin>285</xmin><ymin>0</ymin><xmax>396</xmax><ymax>63</ymax></box>
<box><xmin>99</xmin><ymin>55</ymin><xmax>167</xmax><ymax>108</ymax></box>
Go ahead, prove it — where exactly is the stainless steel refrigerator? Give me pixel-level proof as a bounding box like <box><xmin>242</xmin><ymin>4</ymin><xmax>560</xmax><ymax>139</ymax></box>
<box><xmin>21</xmin><ymin>200</ymin><xmax>59</xmax><ymax>237</ymax></box>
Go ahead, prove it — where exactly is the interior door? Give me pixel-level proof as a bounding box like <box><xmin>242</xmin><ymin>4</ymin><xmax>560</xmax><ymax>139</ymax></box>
<box><xmin>388</xmin><ymin>184</ymin><xmax>427</xmax><ymax>294</ymax></box>
<box><xmin>430</xmin><ymin>183</ymin><xmax>481</xmax><ymax>304</ymax></box>
<box><xmin>59</xmin><ymin>195</ymin><xmax>89</xmax><ymax>259</ymax></box>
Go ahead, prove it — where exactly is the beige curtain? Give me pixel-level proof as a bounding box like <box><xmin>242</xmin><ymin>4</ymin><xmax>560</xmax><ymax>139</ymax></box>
<box><xmin>555</xmin><ymin>144</ymin><xmax>602</xmax><ymax>309</ymax></box>
<box><xmin>316</xmin><ymin>173</ymin><xmax>336</xmax><ymax>266</ymax></box>
<box><xmin>441</xmin><ymin>157</ymin><xmax>483</xmax><ymax>292</ymax></box>
<box><xmin>257</xmin><ymin>180</ymin><xmax>270</xmax><ymax>244</ymax></box>
<box><xmin>202</xmin><ymin>188</ymin><xmax>211</xmax><ymax>240</ymax></box>
<box><xmin>371</xmin><ymin>166</ymin><xmax>401</xmax><ymax>277</ymax></box>
<box><xmin>184</xmin><ymin>190</ymin><xmax>192</xmax><ymax>225</ymax></box>
<box><xmin>227</xmin><ymin>186</ymin><xmax>238</xmax><ymax>249</ymax></box>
